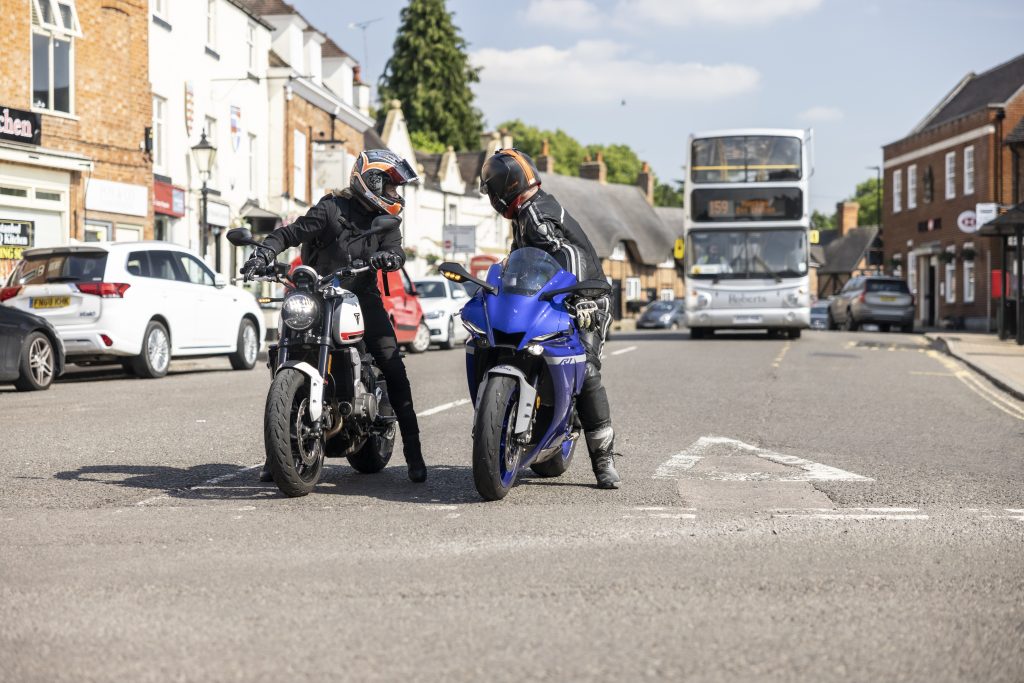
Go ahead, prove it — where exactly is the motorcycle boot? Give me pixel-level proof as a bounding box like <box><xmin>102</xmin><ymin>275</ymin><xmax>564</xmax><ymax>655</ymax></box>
<box><xmin>586</xmin><ymin>425</ymin><xmax>621</xmax><ymax>489</ymax></box>
<box><xmin>403</xmin><ymin>432</ymin><xmax>427</xmax><ymax>483</ymax></box>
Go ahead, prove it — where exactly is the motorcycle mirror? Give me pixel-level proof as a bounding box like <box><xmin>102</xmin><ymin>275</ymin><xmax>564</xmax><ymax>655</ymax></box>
<box><xmin>439</xmin><ymin>262</ymin><xmax>498</xmax><ymax>295</ymax></box>
<box><xmin>226</xmin><ymin>227</ymin><xmax>258</xmax><ymax>247</ymax></box>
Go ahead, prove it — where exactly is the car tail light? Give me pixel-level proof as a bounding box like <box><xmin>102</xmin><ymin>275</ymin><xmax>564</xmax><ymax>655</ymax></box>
<box><xmin>0</xmin><ymin>286</ymin><xmax>22</xmax><ymax>302</ymax></box>
<box><xmin>77</xmin><ymin>282</ymin><xmax>130</xmax><ymax>298</ymax></box>
<box><xmin>100</xmin><ymin>334</ymin><xmax>114</xmax><ymax>347</ymax></box>
<box><xmin>858</xmin><ymin>292</ymin><xmax>866</xmax><ymax>303</ymax></box>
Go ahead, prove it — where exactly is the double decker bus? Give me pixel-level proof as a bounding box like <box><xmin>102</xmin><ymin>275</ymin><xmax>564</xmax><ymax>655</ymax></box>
<box><xmin>683</xmin><ymin>129</ymin><xmax>813</xmax><ymax>339</ymax></box>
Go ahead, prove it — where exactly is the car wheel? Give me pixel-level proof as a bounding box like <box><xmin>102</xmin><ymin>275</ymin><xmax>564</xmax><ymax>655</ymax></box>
<box><xmin>131</xmin><ymin>320</ymin><xmax>171</xmax><ymax>379</ymax></box>
<box><xmin>827</xmin><ymin>311</ymin><xmax>838</xmax><ymax>331</ymax></box>
<box><xmin>879</xmin><ymin>323</ymin><xmax>891</xmax><ymax>333</ymax></box>
<box><xmin>14</xmin><ymin>332</ymin><xmax>56</xmax><ymax>391</ymax></box>
<box><xmin>440</xmin><ymin>317</ymin><xmax>457</xmax><ymax>350</ymax></box>
<box><xmin>408</xmin><ymin>321</ymin><xmax>431</xmax><ymax>354</ymax></box>
<box><xmin>229</xmin><ymin>318</ymin><xmax>259</xmax><ymax>370</ymax></box>
<box><xmin>843</xmin><ymin>309</ymin><xmax>859</xmax><ymax>332</ymax></box>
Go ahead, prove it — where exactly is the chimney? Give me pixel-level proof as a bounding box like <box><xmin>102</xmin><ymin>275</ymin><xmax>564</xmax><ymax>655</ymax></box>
<box><xmin>536</xmin><ymin>139</ymin><xmax>555</xmax><ymax>174</ymax></box>
<box><xmin>636</xmin><ymin>161</ymin><xmax>654</xmax><ymax>204</ymax></box>
<box><xmin>500</xmin><ymin>128</ymin><xmax>513</xmax><ymax>150</ymax></box>
<box><xmin>836</xmin><ymin>201</ymin><xmax>860</xmax><ymax>236</ymax></box>
<box><xmin>580</xmin><ymin>151</ymin><xmax>607</xmax><ymax>184</ymax></box>
<box><xmin>483</xmin><ymin>131</ymin><xmax>502</xmax><ymax>158</ymax></box>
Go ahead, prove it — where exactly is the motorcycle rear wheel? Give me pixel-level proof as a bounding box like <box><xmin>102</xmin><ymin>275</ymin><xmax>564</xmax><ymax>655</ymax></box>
<box><xmin>473</xmin><ymin>375</ymin><xmax>522</xmax><ymax>501</ymax></box>
<box><xmin>347</xmin><ymin>422</ymin><xmax>397</xmax><ymax>473</ymax></box>
<box><xmin>265</xmin><ymin>368</ymin><xmax>324</xmax><ymax>497</ymax></box>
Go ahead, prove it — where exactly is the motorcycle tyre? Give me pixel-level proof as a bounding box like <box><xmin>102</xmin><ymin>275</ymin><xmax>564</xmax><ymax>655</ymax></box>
<box><xmin>530</xmin><ymin>437</ymin><xmax>575</xmax><ymax>478</ymax></box>
<box><xmin>265</xmin><ymin>368</ymin><xmax>323</xmax><ymax>497</ymax></box>
<box><xmin>347</xmin><ymin>423</ymin><xmax>396</xmax><ymax>474</ymax></box>
<box><xmin>473</xmin><ymin>375</ymin><xmax>521</xmax><ymax>501</ymax></box>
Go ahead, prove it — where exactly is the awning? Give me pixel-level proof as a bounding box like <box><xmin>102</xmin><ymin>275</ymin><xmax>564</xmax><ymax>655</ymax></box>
<box><xmin>240</xmin><ymin>201</ymin><xmax>281</xmax><ymax>234</ymax></box>
<box><xmin>979</xmin><ymin>202</ymin><xmax>1024</xmax><ymax>237</ymax></box>
<box><xmin>240</xmin><ymin>202</ymin><xmax>280</xmax><ymax>220</ymax></box>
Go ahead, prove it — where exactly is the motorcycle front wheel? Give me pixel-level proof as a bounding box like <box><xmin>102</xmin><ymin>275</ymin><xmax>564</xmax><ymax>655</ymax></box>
<box><xmin>473</xmin><ymin>375</ymin><xmax>523</xmax><ymax>501</ymax></box>
<box><xmin>265</xmin><ymin>368</ymin><xmax>324</xmax><ymax>497</ymax></box>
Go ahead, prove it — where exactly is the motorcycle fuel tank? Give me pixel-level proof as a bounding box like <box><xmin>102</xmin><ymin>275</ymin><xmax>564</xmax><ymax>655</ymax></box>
<box><xmin>332</xmin><ymin>291</ymin><xmax>365</xmax><ymax>345</ymax></box>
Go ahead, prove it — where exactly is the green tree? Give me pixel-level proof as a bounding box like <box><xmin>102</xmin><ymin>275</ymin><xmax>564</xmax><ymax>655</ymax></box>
<box><xmin>378</xmin><ymin>0</ymin><xmax>483</xmax><ymax>150</ymax></box>
<box><xmin>409</xmin><ymin>130</ymin><xmax>445</xmax><ymax>154</ymax></box>
<box><xmin>849</xmin><ymin>177</ymin><xmax>883</xmax><ymax>227</ymax></box>
<box><xmin>498</xmin><ymin>120</ymin><xmax>587</xmax><ymax>176</ymax></box>
<box><xmin>587</xmin><ymin>143</ymin><xmax>643</xmax><ymax>185</ymax></box>
<box><xmin>811</xmin><ymin>209</ymin><xmax>835</xmax><ymax>230</ymax></box>
<box><xmin>654</xmin><ymin>182</ymin><xmax>685</xmax><ymax>208</ymax></box>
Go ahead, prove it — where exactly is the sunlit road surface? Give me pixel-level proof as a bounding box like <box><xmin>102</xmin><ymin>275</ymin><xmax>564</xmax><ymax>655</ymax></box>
<box><xmin>2</xmin><ymin>329</ymin><xmax>1022</xmax><ymax>682</ymax></box>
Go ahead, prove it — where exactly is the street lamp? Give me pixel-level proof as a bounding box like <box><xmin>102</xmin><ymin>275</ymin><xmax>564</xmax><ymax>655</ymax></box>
<box><xmin>191</xmin><ymin>132</ymin><xmax>218</xmax><ymax>270</ymax></box>
<box><xmin>867</xmin><ymin>165</ymin><xmax>883</xmax><ymax>272</ymax></box>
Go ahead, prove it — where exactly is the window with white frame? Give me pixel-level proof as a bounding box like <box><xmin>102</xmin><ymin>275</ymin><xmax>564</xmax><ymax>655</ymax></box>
<box><xmin>152</xmin><ymin>0</ymin><xmax>166</xmax><ymax>18</ymax></box>
<box><xmin>247</xmin><ymin>23</ymin><xmax>257</xmax><ymax>72</ymax></box>
<box><xmin>907</xmin><ymin>165</ymin><xmax>917</xmax><ymax>210</ymax></box>
<box><xmin>248</xmin><ymin>133</ymin><xmax>257</xmax><ymax>196</ymax></box>
<box><xmin>945</xmin><ymin>151</ymin><xmax>956</xmax><ymax>200</ymax></box>
<box><xmin>659</xmin><ymin>289</ymin><xmax>674</xmax><ymax>301</ymax></box>
<box><xmin>206</xmin><ymin>0</ymin><xmax>216</xmax><ymax>48</ymax></box>
<box><xmin>963</xmin><ymin>243</ymin><xmax>975</xmax><ymax>303</ymax></box>
<box><xmin>625</xmin><ymin>277</ymin><xmax>642</xmax><ymax>301</ymax></box>
<box><xmin>893</xmin><ymin>169</ymin><xmax>902</xmax><ymax>213</ymax></box>
<box><xmin>152</xmin><ymin>95</ymin><xmax>166</xmax><ymax>172</ymax></box>
<box><xmin>31</xmin><ymin>0</ymin><xmax>81</xmax><ymax>115</ymax></box>
<box><xmin>964</xmin><ymin>145</ymin><xmax>975</xmax><ymax>195</ymax></box>
<box><xmin>944</xmin><ymin>249</ymin><xmax>956</xmax><ymax>304</ymax></box>
<box><xmin>293</xmin><ymin>130</ymin><xmax>307</xmax><ymax>202</ymax></box>
<box><xmin>609</xmin><ymin>242</ymin><xmax>626</xmax><ymax>261</ymax></box>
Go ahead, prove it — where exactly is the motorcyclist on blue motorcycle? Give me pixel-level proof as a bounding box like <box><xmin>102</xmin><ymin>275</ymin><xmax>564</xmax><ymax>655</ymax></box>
<box><xmin>479</xmin><ymin>149</ymin><xmax>621</xmax><ymax>489</ymax></box>
<box><xmin>240</xmin><ymin>149</ymin><xmax>427</xmax><ymax>484</ymax></box>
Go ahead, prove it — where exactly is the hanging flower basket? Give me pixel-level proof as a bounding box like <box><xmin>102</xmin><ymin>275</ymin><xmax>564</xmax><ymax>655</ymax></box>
<box><xmin>961</xmin><ymin>247</ymin><xmax>976</xmax><ymax>261</ymax></box>
<box><xmin>938</xmin><ymin>251</ymin><xmax>955</xmax><ymax>264</ymax></box>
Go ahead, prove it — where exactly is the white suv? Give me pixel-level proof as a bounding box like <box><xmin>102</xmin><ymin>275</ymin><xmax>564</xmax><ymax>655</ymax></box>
<box><xmin>413</xmin><ymin>276</ymin><xmax>471</xmax><ymax>350</ymax></box>
<box><xmin>0</xmin><ymin>242</ymin><xmax>264</xmax><ymax>378</ymax></box>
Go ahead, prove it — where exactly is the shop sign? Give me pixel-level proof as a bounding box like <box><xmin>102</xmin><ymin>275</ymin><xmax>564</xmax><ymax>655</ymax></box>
<box><xmin>85</xmin><ymin>179</ymin><xmax>148</xmax><ymax>217</ymax></box>
<box><xmin>206</xmin><ymin>201</ymin><xmax>231</xmax><ymax>227</ymax></box>
<box><xmin>0</xmin><ymin>106</ymin><xmax>41</xmax><ymax>145</ymax></box>
<box><xmin>957</xmin><ymin>210</ymin><xmax>978</xmax><ymax>233</ymax></box>
<box><xmin>154</xmin><ymin>181</ymin><xmax>186</xmax><ymax>217</ymax></box>
<box><xmin>976</xmin><ymin>202</ymin><xmax>998</xmax><ymax>228</ymax></box>
<box><xmin>0</xmin><ymin>218</ymin><xmax>33</xmax><ymax>262</ymax></box>
<box><xmin>442</xmin><ymin>225</ymin><xmax>476</xmax><ymax>254</ymax></box>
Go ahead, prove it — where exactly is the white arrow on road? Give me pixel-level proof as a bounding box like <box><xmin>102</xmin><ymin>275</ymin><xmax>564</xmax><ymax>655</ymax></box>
<box><xmin>654</xmin><ymin>436</ymin><xmax>873</xmax><ymax>482</ymax></box>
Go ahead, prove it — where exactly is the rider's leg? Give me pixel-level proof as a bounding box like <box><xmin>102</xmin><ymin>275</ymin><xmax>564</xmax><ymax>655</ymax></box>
<box><xmin>577</xmin><ymin>298</ymin><xmax>620</xmax><ymax>489</ymax></box>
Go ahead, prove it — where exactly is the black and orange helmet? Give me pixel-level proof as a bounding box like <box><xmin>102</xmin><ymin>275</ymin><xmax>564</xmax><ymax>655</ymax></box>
<box><xmin>350</xmin><ymin>149</ymin><xmax>419</xmax><ymax>216</ymax></box>
<box><xmin>479</xmin><ymin>148</ymin><xmax>541</xmax><ymax>218</ymax></box>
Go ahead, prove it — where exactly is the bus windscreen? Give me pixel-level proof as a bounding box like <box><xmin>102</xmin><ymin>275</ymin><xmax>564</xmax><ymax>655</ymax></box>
<box><xmin>691</xmin><ymin>136</ymin><xmax>802</xmax><ymax>183</ymax></box>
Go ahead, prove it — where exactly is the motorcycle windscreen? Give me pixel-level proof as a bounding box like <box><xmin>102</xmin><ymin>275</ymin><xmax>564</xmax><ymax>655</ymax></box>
<box><xmin>501</xmin><ymin>247</ymin><xmax>564</xmax><ymax>296</ymax></box>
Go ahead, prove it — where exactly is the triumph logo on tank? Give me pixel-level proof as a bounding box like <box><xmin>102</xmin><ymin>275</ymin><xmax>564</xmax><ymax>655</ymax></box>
<box><xmin>0</xmin><ymin>106</ymin><xmax>41</xmax><ymax>145</ymax></box>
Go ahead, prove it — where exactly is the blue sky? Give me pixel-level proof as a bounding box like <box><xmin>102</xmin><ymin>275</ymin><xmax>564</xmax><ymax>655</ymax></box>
<box><xmin>293</xmin><ymin>0</ymin><xmax>1024</xmax><ymax>215</ymax></box>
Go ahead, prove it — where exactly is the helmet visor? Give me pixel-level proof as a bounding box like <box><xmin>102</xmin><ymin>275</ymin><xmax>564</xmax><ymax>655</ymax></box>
<box><xmin>383</xmin><ymin>158</ymin><xmax>419</xmax><ymax>186</ymax></box>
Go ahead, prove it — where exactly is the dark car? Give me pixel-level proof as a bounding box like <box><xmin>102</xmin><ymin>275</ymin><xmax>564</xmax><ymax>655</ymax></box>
<box><xmin>636</xmin><ymin>300</ymin><xmax>686</xmax><ymax>329</ymax></box>
<box><xmin>827</xmin><ymin>276</ymin><xmax>914</xmax><ymax>332</ymax></box>
<box><xmin>809</xmin><ymin>299</ymin><xmax>830</xmax><ymax>330</ymax></box>
<box><xmin>0</xmin><ymin>303</ymin><xmax>65</xmax><ymax>391</ymax></box>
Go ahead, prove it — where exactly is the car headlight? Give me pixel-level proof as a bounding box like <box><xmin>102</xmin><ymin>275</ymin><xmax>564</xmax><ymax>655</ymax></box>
<box><xmin>424</xmin><ymin>309</ymin><xmax>446</xmax><ymax>320</ymax></box>
<box><xmin>281</xmin><ymin>293</ymin><xmax>320</xmax><ymax>331</ymax></box>
<box><xmin>660</xmin><ymin>314</ymin><xmax>672</xmax><ymax>322</ymax></box>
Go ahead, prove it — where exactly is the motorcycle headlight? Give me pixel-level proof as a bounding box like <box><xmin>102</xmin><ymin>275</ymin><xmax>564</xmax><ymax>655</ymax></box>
<box><xmin>282</xmin><ymin>293</ymin><xmax>320</xmax><ymax>331</ymax></box>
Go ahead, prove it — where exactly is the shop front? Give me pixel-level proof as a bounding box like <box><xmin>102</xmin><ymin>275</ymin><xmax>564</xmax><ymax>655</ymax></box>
<box><xmin>84</xmin><ymin>178</ymin><xmax>149</xmax><ymax>242</ymax></box>
<box><xmin>153</xmin><ymin>179</ymin><xmax>186</xmax><ymax>244</ymax></box>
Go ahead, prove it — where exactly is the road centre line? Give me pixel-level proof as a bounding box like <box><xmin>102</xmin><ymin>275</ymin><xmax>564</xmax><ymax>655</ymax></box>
<box><xmin>772</xmin><ymin>341</ymin><xmax>792</xmax><ymax>368</ymax></box>
<box><xmin>611</xmin><ymin>346</ymin><xmax>637</xmax><ymax>356</ymax></box>
<box><xmin>136</xmin><ymin>464</ymin><xmax>263</xmax><ymax>506</ymax></box>
<box><xmin>416</xmin><ymin>398</ymin><xmax>472</xmax><ymax>417</ymax></box>
<box><xmin>772</xmin><ymin>513</ymin><xmax>930</xmax><ymax>520</ymax></box>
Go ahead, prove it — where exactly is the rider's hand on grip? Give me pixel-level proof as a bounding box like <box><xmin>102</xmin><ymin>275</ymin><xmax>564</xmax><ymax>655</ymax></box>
<box><xmin>570</xmin><ymin>297</ymin><xmax>600</xmax><ymax>332</ymax></box>
<box><xmin>369</xmin><ymin>251</ymin><xmax>400</xmax><ymax>272</ymax></box>
<box><xmin>240</xmin><ymin>246</ymin><xmax>274</xmax><ymax>281</ymax></box>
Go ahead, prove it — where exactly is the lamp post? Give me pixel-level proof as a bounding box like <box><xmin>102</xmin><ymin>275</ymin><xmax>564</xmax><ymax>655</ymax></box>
<box><xmin>867</xmin><ymin>165</ymin><xmax>883</xmax><ymax>272</ymax></box>
<box><xmin>191</xmin><ymin>132</ymin><xmax>218</xmax><ymax>270</ymax></box>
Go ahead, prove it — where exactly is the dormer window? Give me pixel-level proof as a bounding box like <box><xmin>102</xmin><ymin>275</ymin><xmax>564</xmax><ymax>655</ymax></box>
<box><xmin>31</xmin><ymin>0</ymin><xmax>81</xmax><ymax>114</ymax></box>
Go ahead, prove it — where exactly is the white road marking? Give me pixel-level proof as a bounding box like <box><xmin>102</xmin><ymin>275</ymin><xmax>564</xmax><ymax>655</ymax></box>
<box><xmin>654</xmin><ymin>436</ymin><xmax>872</xmax><ymax>482</ymax></box>
<box><xmin>773</xmin><ymin>513</ymin><xmax>929</xmax><ymax>521</ymax></box>
<box><xmin>135</xmin><ymin>464</ymin><xmax>263</xmax><ymax>506</ymax></box>
<box><xmin>416</xmin><ymin>398</ymin><xmax>472</xmax><ymax>417</ymax></box>
<box><xmin>772</xmin><ymin>507</ymin><xmax>928</xmax><ymax>521</ymax></box>
<box><xmin>611</xmin><ymin>346</ymin><xmax>637</xmax><ymax>356</ymax></box>
<box><xmin>772</xmin><ymin>341</ymin><xmax>792</xmax><ymax>368</ymax></box>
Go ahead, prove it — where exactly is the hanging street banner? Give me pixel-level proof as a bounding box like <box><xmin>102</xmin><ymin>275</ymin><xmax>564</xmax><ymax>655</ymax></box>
<box><xmin>230</xmin><ymin>105</ymin><xmax>241</xmax><ymax>152</ymax></box>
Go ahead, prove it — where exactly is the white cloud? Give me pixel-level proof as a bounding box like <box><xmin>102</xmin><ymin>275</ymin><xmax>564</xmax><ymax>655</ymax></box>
<box><xmin>798</xmin><ymin>106</ymin><xmax>844</xmax><ymax>122</ymax></box>
<box><xmin>471</xmin><ymin>41</ymin><xmax>760</xmax><ymax>108</ymax></box>
<box><xmin>522</xmin><ymin>0</ymin><xmax>605</xmax><ymax>31</ymax></box>
<box><xmin>614</xmin><ymin>0</ymin><xmax>824</xmax><ymax>26</ymax></box>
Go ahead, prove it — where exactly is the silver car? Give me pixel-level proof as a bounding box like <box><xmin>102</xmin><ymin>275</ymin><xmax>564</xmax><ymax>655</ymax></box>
<box><xmin>827</xmin><ymin>276</ymin><xmax>914</xmax><ymax>332</ymax></box>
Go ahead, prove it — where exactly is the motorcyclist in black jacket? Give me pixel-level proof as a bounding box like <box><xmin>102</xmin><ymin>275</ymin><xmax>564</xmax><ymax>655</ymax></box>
<box><xmin>479</xmin><ymin>149</ymin><xmax>621</xmax><ymax>489</ymax></box>
<box><xmin>241</xmin><ymin>149</ymin><xmax>427</xmax><ymax>483</ymax></box>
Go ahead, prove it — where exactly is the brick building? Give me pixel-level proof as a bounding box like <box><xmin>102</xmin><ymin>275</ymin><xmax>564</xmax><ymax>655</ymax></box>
<box><xmin>1</xmin><ymin>0</ymin><xmax>152</xmax><ymax>280</ymax></box>
<box><xmin>882</xmin><ymin>52</ymin><xmax>1024</xmax><ymax>330</ymax></box>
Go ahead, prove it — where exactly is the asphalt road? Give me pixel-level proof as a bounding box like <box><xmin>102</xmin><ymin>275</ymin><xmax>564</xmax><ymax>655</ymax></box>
<box><xmin>2</xmin><ymin>329</ymin><xmax>1022</xmax><ymax>682</ymax></box>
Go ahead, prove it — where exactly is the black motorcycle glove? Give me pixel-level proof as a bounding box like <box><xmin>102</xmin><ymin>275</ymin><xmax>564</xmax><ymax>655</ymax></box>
<box><xmin>369</xmin><ymin>251</ymin><xmax>401</xmax><ymax>272</ymax></box>
<box><xmin>570</xmin><ymin>297</ymin><xmax>600</xmax><ymax>332</ymax></box>
<box><xmin>240</xmin><ymin>246</ymin><xmax>275</xmax><ymax>280</ymax></box>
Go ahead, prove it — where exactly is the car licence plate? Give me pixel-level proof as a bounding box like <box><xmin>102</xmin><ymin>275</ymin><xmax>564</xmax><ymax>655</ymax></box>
<box><xmin>733</xmin><ymin>314</ymin><xmax>762</xmax><ymax>324</ymax></box>
<box><xmin>31</xmin><ymin>296</ymin><xmax>70</xmax><ymax>309</ymax></box>
<box><xmin>879</xmin><ymin>295</ymin><xmax>896</xmax><ymax>302</ymax></box>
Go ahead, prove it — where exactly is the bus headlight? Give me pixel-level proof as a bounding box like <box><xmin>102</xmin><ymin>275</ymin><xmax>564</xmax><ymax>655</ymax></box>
<box><xmin>696</xmin><ymin>292</ymin><xmax>712</xmax><ymax>309</ymax></box>
<box><xmin>282</xmin><ymin>293</ymin><xmax>320</xmax><ymax>331</ymax></box>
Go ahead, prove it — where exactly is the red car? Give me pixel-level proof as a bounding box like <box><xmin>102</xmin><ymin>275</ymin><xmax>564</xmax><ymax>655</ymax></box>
<box><xmin>289</xmin><ymin>256</ymin><xmax>430</xmax><ymax>353</ymax></box>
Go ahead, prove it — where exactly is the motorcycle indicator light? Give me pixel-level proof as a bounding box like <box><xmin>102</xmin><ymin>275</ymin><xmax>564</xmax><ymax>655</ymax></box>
<box><xmin>282</xmin><ymin>293</ymin><xmax>320</xmax><ymax>331</ymax></box>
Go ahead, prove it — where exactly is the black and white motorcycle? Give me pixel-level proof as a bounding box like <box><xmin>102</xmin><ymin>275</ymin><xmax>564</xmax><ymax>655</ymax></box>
<box><xmin>227</xmin><ymin>219</ymin><xmax>398</xmax><ymax>497</ymax></box>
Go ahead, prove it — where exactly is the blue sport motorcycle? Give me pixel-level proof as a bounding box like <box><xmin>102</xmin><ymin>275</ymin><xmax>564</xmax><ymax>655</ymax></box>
<box><xmin>439</xmin><ymin>248</ymin><xmax>611</xmax><ymax>501</ymax></box>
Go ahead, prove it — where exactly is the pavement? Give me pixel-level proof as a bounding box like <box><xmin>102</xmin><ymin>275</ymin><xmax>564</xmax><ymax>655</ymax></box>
<box><xmin>926</xmin><ymin>331</ymin><xmax>1024</xmax><ymax>400</ymax></box>
<box><xmin>2</xmin><ymin>328</ymin><xmax>1023</xmax><ymax>682</ymax></box>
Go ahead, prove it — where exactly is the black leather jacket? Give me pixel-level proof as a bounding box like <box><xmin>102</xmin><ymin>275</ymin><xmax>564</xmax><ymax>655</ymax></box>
<box><xmin>260</xmin><ymin>190</ymin><xmax>405</xmax><ymax>294</ymax></box>
<box><xmin>511</xmin><ymin>189</ymin><xmax>606</xmax><ymax>283</ymax></box>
